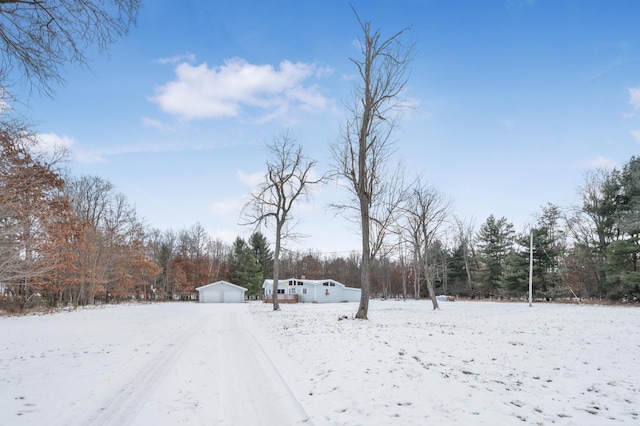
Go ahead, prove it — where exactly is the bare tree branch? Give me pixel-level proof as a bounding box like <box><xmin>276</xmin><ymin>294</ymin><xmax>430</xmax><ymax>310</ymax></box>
<box><xmin>399</xmin><ymin>178</ymin><xmax>452</xmax><ymax>309</ymax></box>
<box><xmin>241</xmin><ymin>130</ymin><xmax>325</xmax><ymax>310</ymax></box>
<box><xmin>330</xmin><ymin>7</ymin><xmax>414</xmax><ymax>319</ymax></box>
<box><xmin>0</xmin><ymin>0</ymin><xmax>140</xmax><ymax>98</ymax></box>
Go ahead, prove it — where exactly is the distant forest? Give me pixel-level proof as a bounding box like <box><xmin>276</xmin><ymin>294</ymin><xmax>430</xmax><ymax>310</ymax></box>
<box><xmin>1</xmin><ymin>124</ymin><xmax>639</xmax><ymax>310</ymax></box>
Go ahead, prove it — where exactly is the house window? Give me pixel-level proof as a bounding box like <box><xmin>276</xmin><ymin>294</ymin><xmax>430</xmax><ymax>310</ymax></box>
<box><xmin>277</xmin><ymin>289</ymin><xmax>285</xmax><ymax>294</ymax></box>
<box><xmin>289</xmin><ymin>288</ymin><xmax>296</xmax><ymax>294</ymax></box>
<box><xmin>330</xmin><ymin>282</ymin><xmax>335</xmax><ymax>287</ymax></box>
<box><xmin>323</xmin><ymin>282</ymin><xmax>329</xmax><ymax>286</ymax></box>
<box><xmin>288</xmin><ymin>280</ymin><xmax>294</xmax><ymax>286</ymax></box>
<box><xmin>296</xmin><ymin>281</ymin><xmax>303</xmax><ymax>286</ymax></box>
<box><xmin>303</xmin><ymin>288</ymin><xmax>307</xmax><ymax>294</ymax></box>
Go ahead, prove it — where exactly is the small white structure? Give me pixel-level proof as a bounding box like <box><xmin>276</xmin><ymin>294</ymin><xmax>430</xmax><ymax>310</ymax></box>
<box><xmin>263</xmin><ymin>277</ymin><xmax>361</xmax><ymax>303</ymax></box>
<box><xmin>196</xmin><ymin>281</ymin><xmax>247</xmax><ymax>303</ymax></box>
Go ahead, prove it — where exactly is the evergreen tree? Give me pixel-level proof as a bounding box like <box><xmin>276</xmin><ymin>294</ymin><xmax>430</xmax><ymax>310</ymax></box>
<box><xmin>249</xmin><ymin>232</ymin><xmax>274</xmax><ymax>282</ymax></box>
<box><xmin>605</xmin><ymin>240</ymin><xmax>640</xmax><ymax>299</ymax></box>
<box><xmin>502</xmin><ymin>226</ymin><xmax>562</xmax><ymax>299</ymax></box>
<box><xmin>476</xmin><ymin>215</ymin><xmax>515</xmax><ymax>295</ymax></box>
<box><xmin>448</xmin><ymin>244</ymin><xmax>472</xmax><ymax>295</ymax></box>
<box><xmin>228</xmin><ymin>237</ymin><xmax>262</xmax><ymax>296</ymax></box>
<box><xmin>581</xmin><ymin>168</ymin><xmax>622</xmax><ymax>296</ymax></box>
<box><xmin>605</xmin><ymin>157</ymin><xmax>640</xmax><ymax>299</ymax></box>
<box><xmin>501</xmin><ymin>245</ymin><xmax>529</xmax><ymax>296</ymax></box>
<box><xmin>534</xmin><ymin>204</ymin><xmax>564</xmax><ymax>297</ymax></box>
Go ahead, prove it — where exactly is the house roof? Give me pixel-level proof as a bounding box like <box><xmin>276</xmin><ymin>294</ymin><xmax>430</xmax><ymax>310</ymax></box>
<box><xmin>262</xmin><ymin>278</ymin><xmax>347</xmax><ymax>289</ymax></box>
<box><xmin>196</xmin><ymin>280</ymin><xmax>247</xmax><ymax>291</ymax></box>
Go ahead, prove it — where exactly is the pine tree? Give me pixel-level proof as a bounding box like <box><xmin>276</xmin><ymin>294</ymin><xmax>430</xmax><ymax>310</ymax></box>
<box><xmin>249</xmin><ymin>232</ymin><xmax>274</xmax><ymax>282</ymax></box>
<box><xmin>605</xmin><ymin>157</ymin><xmax>640</xmax><ymax>299</ymax></box>
<box><xmin>581</xmin><ymin>168</ymin><xmax>622</xmax><ymax>296</ymax></box>
<box><xmin>476</xmin><ymin>215</ymin><xmax>515</xmax><ymax>295</ymax></box>
<box><xmin>501</xmin><ymin>246</ymin><xmax>529</xmax><ymax>296</ymax></box>
<box><xmin>447</xmin><ymin>244</ymin><xmax>471</xmax><ymax>295</ymax></box>
<box><xmin>228</xmin><ymin>237</ymin><xmax>262</xmax><ymax>296</ymax></box>
<box><xmin>502</xmin><ymin>227</ymin><xmax>561</xmax><ymax>299</ymax></box>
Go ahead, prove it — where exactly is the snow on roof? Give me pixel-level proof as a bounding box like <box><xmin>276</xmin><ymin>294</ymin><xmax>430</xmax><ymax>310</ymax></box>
<box><xmin>262</xmin><ymin>278</ymin><xmax>348</xmax><ymax>288</ymax></box>
<box><xmin>196</xmin><ymin>281</ymin><xmax>247</xmax><ymax>291</ymax></box>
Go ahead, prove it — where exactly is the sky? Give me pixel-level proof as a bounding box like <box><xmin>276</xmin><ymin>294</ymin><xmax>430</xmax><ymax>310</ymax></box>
<box><xmin>11</xmin><ymin>0</ymin><xmax>640</xmax><ymax>255</ymax></box>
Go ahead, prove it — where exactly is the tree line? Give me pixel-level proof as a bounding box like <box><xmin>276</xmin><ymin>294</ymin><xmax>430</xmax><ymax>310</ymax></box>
<box><xmin>1</xmin><ymin>2</ymin><xmax>638</xmax><ymax>312</ymax></box>
<box><xmin>1</xmin><ymin>122</ymin><xmax>638</xmax><ymax>311</ymax></box>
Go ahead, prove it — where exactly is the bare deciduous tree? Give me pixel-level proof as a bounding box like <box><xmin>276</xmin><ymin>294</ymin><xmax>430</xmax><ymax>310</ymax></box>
<box><xmin>402</xmin><ymin>179</ymin><xmax>451</xmax><ymax>309</ymax></box>
<box><xmin>206</xmin><ymin>237</ymin><xmax>230</xmax><ymax>281</ymax></box>
<box><xmin>397</xmin><ymin>235</ymin><xmax>409</xmax><ymax>300</ymax></box>
<box><xmin>0</xmin><ymin>0</ymin><xmax>141</xmax><ymax>97</ymax></box>
<box><xmin>330</xmin><ymin>9</ymin><xmax>413</xmax><ymax>319</ymax></box>
<box><xmin>452</xmin><ymin>215</ymin><xmax>476</xmax><ymax>293</ymax></box>
<box><xmin>242</xmin><ymin>131</ymin><xmax>324</xmax><ymax>311</ymax></box>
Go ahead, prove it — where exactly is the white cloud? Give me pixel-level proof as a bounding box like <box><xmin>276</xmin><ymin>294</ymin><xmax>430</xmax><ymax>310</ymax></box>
<box><xmin>628</xmin><ymin>87</ymin><xmax>640</xmax><ymax>110</ymax></box>
<box><xmin>209</xmin><ymin>196</ymin><xmax>245</xmax><ymax>218</ymax></box>
<box><xmin>155</xmin><ymin>53</ymin><xmax>196</xmax><ymax>65</ymax></box>
<box><xmin>209</xmin><ymin>227</ymin><xmax>239</xmax><ymax>244</ymax></box>
<box><xmin>141</xmin><ymin>117</ymin><xmax>175</xmax><ymax>133</ymax></box>
<box><xmin>75</xmin><ymin>151</ymin><xmax>107</xmax><ymax>164</ymax></box>
<box><xmin>208</xmin><ymin>170</ymin><xmax>264</xmax><ymax>220</ymax></box>
<box><xmin>36</xmin><ymin>133</ymin><xmax>108</xmax><ymax>164</ymax></box>
<box><xmin>632</xmin><ymin>129</ymin><xmax>640</xmax><ymax>143</ymax></box>
<box><xmin>236</xmin><ymin>170</ymin><xmax>264</xmax><ymax>187</ymax></box>
<box><xmin>151</xmin><ymin>57</ymin><xmax>331</xmax><ymax>121</ymax></box>
<box><xmin>580</xmin><ymin>156</ymin><xmax>617</xmax><ymax>170</ymax></box>
<box><xmin>36</xmin><ymin>133</ymin><xmax>74</xmax><ymax>156</ymax></box>
<box><xmin>36</xmin><ymin>133</ymin><xmax>111</xmax><ymax>164</ymax></box>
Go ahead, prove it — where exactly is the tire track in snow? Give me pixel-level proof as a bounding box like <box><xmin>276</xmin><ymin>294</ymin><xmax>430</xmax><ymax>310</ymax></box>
<box><xmin>52</xmin><ymin>312</ymin><xmax>207</xmax><ymax>426</ymax></box>
<box><xmin>219</xmin><ymin>308</ymin><xmax>311</xmax><ymax>425</ymax></box>
<box><xmin>130</xmin><ymin>305</ymin><xmax>312</xmax><ymax>425</ymax></box>
<box><xmin>49</xmin><ymin>305</ymin><xmax>311</xmax><ymax>425</ymax></box>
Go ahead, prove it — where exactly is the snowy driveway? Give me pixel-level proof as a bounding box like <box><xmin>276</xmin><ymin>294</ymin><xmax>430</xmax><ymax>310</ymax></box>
<box><xmin>0</xmin><ymin>303</ymin><xmax>310</xmax><ymax>426</ymax></box>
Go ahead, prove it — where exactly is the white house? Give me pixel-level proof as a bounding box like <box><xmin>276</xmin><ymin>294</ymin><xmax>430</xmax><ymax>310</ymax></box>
<box><xmin>262</xmin><ymin>278</ymin><xmax>361</xmax><ymax>303</ymax></box>
<box><xmin>196</xmin><ymin>281</ymin><xmax>247</xmax><ymax>303</ymax></box>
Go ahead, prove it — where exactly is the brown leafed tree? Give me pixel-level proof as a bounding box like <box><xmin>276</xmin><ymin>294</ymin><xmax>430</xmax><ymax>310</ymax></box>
<box><xmin>0</xmin><ymin>120</ymin><xmax>69</xmax><ymax>308</ymax></box>
<box><xmin>330</xmin><ymin>8</ymin><xmax>414</xmax><ymax>319</ymax></box>
<box><xmin>241</xmin><ymin>131</ymin><xmax>324</xmax><ymax>311</ymax></box>
<box><xmin>0</xmin><ymin>0</ymin><xmax>141</xmax><ymax>98</ymax></box>
<box><xmin>64</xmin><ymin>175</ymin><xmax>158</xmax><ymax>305</ymax></box>
<box><xmin>172</xmin><ymin>262</ymin><xmax>190</xmax><ymax>301</ymax></box>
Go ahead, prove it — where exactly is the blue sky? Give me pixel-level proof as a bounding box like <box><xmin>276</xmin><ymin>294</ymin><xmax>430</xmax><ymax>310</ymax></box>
<box><xmin>14</xmin><ymin>0</ymin><xmax>640</xmax><ymax>254</ymax></box>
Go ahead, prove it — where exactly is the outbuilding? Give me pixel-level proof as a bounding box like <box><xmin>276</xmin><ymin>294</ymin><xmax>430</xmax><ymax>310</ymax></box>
<box><xmin>196</xmin><ymin>281</ymin><xmax>247</xmax><ymax>303</ymax></box>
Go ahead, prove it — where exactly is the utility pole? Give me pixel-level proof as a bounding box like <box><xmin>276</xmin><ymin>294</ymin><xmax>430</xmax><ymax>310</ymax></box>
<box><xmin>529</xmin><ymin>229</ymin><xmax>533</xmax><ymax>307</ymax></box>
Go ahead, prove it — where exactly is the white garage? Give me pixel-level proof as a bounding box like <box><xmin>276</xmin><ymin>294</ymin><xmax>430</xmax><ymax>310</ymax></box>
<box><xmin>196</xmin><ymin>281</ymin><xmax>247</xmax><ymax>303</ymax></box>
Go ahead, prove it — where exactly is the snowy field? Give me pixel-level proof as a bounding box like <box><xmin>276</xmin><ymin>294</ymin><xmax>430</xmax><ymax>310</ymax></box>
<box><xmin>1</xmin><ymin>300</ymin><xmax>639</xmax><ymax>425</ymax></box>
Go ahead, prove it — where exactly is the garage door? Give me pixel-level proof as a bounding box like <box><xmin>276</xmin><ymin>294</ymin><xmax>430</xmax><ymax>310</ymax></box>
<box><xmin>202</xmin><ymin>290</ymin><xmax>221</xmax><ymax>303</ymax></box>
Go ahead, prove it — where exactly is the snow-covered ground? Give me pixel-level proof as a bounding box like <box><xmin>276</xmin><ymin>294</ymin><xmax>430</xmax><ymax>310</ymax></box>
<box><xmin>1</xmin><ymin>300</ymin><xmax>638</xmax><ymax>425</ymax></box>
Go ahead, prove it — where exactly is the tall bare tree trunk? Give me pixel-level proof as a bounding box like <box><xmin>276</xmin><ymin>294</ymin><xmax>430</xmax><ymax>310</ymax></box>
<box><xmin>464</xmin><ymin>252</ymin><xmax>473</xmax><ymax>291</ymax></box>
<box><xmin>424</xmin><ymin>247</ymin><xmax>439</xmax><ymax>310</ymax></box>
<box><xmin>356</xmin><ymin>199</ymin><xmax>371</xmax><ymax>318</ymax></box>
<box><xmin>330</xmin><ymin>9</ymin><xmax>413</xmax><ymax>320</ymax></box>
<box><xmin>400</xmin><ymin>247</ymin><xmax>407</xmax><ymax>300</ymax></box>
<box><xmin>413</xmin><ymin>262</ymin><xmax>421</xmax><ymax>299</ymax></box>
<box><xmin>272</xmin><ymin>225</ymin><xmax>282</xmax><ymax>311</ymax></box>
